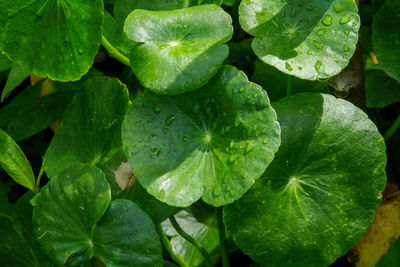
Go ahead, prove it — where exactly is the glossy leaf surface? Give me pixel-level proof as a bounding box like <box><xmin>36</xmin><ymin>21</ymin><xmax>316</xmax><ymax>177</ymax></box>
<box><xmin>124</xmin><ymin>5</ymin><xmax>233</xmax><ymax>94</ymax></box>
<box><xmin>122</xmin><ymin>65</ymin><xmax>280</xmax><ymax>207</ymax></box>
<box><xmin>0</xmin><ymin>128</ymin><xmax>35</xmax><ymax>191</ymax></box>
<box><xmin>239</xmin><ymin>0</ymin><xmax>360</xmax><ymax>80</ymax></box>
<box><xmin>0</xmin><ymin>0</ymin><xmax>103</xmax><ymax>81</ymax></box>
<box><xmin>224</xmin><ymin>93</ymin><xmax>387</xmax><ymax>266</ymax></box>
<box><xmin>44</xmin><ymin>76</ymin><xmax>129</xmax><ymax>180</ymax></box>
<box><xmin>372</xmin><ymin>0</ymin><xmax>400</xmax><ymax>82</ymax></box>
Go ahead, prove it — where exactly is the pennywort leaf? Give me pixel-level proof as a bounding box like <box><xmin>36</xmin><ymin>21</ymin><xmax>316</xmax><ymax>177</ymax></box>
<box><xmin>122</xmin><ymin>65</ymin><xmax>280</xmax><ymax>207</ymax></box>
<box><xmin>224</xmin><ymin>93</ymin><xmax>387</xmax><ymax>266</ymax></box>
<box><xmin>0</xmin><ymin>128</ymin><xmax>35</xmax><ymax>191</ymax></box>
<box><xmin>124</xmin><ymin>5</ymin><xmax>233</xmax><ymax>94</ymax></box>
<box><xmin>239</xmin><ymin>0</ymin><xmax>360</xmax><ymax>80</ymax></box>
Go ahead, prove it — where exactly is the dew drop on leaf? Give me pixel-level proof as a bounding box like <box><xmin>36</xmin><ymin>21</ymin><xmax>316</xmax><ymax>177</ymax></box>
<box><xmin>312</xmin><ymin>40</ymin><xmax>324</xmax><ymax>50</ymax></box>
<box><xmin>165</xmin><ymin>114</ymin><xmax>176</xmax><ymax>126</ymax></box>
<box><xmin>344</xmin><ymin>29</ymin><xmax>350</xmax><ymax>36</ymax></box>
<box><xmin>153</xmin><ymin>104</ymin><xmax>161</xmax><ymax>113</ymax></box>
<box><xmin>245</xmin><ymin>141</ymin><xmax>256</xmax><ymax>154</ymax></box>
<box><xmin>316</xmin><ymin>29</ymin><xmax>326</xmax><ymax>36</ymax></box>
<box><xmin>285</xmin><ymin>62</ymin><xmax>293</xmax><ymax>71</ymax></box>
<box><xmin>314</xmin><ymin>61</ymin><xmax>322</xmax><ymax>71</ymax></box>
<box><xmin>343</xmin><ymin>45</ymin><xmax>350</xmax><ymax>52</ymax></box>
<box><xmin>322</xmin><ymin>15</ymin><xmax>333</xmax><ymax>26</ymax></box>
<box><xmin>339</xmin><ymin>15</ymin><xmax>351</xmax><ymax>24</ymax></box>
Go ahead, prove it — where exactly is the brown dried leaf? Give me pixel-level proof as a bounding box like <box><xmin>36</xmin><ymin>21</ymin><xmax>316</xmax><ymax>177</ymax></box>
<box><xmin>110</xmin><ymin>161</ymin><xmax>137</xmax><ymax>190</ymax></box>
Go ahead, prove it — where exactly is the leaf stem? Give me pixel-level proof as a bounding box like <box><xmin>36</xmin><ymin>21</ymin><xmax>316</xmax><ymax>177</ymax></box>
<box><xmin>35</xmin><ymin>158</ymin><xmax>45</xmax><ymax>194</ymax></box>
<box><xmin>101</xmin><ymin>35</ymin><xmax>130</xmax><ymax>66</ymax></box>
<box><xmin>384</xmin><ymin>113</ymin><xmax>400</xmax><ymax>141</ymax></box>
<box><xmin>286</xmin><ymin>76</ymin><xmax>292</xmax><ymax>97</ymax></box>
<box><xmin>216</xmin><ymin>207</ymin><xmax>230</xmax><ymax>267</ymax></box>
<box><xmin>169</xmin><ymin>215</ymin><xmax>213</xmax><ymax>267</ymax></box>
<box><xmin>155</xmin><ymin>223</ymin><xmax>189</xmax><ymax>267</ymax></box>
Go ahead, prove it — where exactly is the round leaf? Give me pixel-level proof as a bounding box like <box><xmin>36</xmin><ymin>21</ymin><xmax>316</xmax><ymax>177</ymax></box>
<box><xmin>239</xmin><ymin>0</ymin><xmax>360</xmax><ymax>80</ymax></box>
<box><xmin>33</xmin><ymin>164</ymin><xmax>111</xmax><ymax>265</ymax></box>
<box><xmin>224</xmin><ymin>93</ymin><xmax>387</xmax><ymax>266</ymax></box>
<box><xmin>0</xmin><ymin>0</ymin><xmax>103</xmax><ymax>81</ymax></box>
<box><xmin>44</xmin><ymin>76</ymin><xmax>129</xmax><ymax>194</ymax></box>
<box><xmin>114</xmin><ymin>0</ymin><xmax>223</xmax><ymax>25</ymax></box>
<box><xmin>122</xmin><ymin>65</ymin><xmax>280</xmax><ymax>207</ymax></box>
<box><xmin>124</xmin><ymin>5</ymin><xmax>233</xmax><ymax>94</ymax></box>
<box><xmin>372</xmin><ymin>0</ymin><xmax>400</xmax><ymax>83</ymax></box>
<box><xmin>93</xmin><ymin>200</ymin><xmax>163</xmax><ymax>267</ymax></box>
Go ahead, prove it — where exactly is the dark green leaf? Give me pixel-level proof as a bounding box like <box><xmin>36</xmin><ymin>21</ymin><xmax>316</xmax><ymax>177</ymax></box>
<box><xmin>224</xmin><ymin>93</ymin><xmax>387</xmax><ymax>266</ymax></box>
<box><xmin>44</xmin><ymin>76</ymin><xmax>130</xmax><ymax>194</ymax></box>
<box><xmin>0</xmin><ymin>181</ymin><xmax>12</xmax><ymax>214</ymax></box>
<box><xmin>0</xmin><ymin>52</ymin><xmax>12</xmax><ymax>72</ymax></box>
<box><xmin>33</xmin><ymin>164</ymin><xmax>111</xmax><ymax>265</ymax></box>
<box><xmin>372</xmin><ymin>0</ymin><xmax>400</xmax><ymax>83</ymax></box>
<box><xmin>93</xmin><ymin>200</ymin><xmax>164</xmax><ymax>267</ymax></box>
<box><xmin>124</xmin><ymin>5</ymin><xmax>233</xmax><ymax>94</ymax></box>
<box><xmin>122</xmin><ymin>65</ymin><xmax>280</xmax><ymax>207</ymax></box>
<box><xmin>0</xmin><ymin>0</ymin><xmax>103</xmax><ymax>81</ymax></box>
<box><xmin>103</xmin><ymin>11</ymin><xmax>135</xmax><ymax>57</ymax></box>
<box><xmin>365</xmin><ymin>70</ymin><xmax>400</xmax><ymax>108</ymax></box>
<box><xmin>1</xmin><ymin>62</ymin><xmax>30</xmax><ymax>102</ymax></box>
<box><xmin>376</xmin><ymin>237</ymin><xmax>400</xmax><ymax>267</ymax></box>
<box><xmin>0</xmin><ymin>128</ymin><xmax>35</xmax><ymax>191</ymax></box>
<box><xmin>239</xmin><ymin>0</ymin><xmax>360</xmax><ymax>80</ymax></box>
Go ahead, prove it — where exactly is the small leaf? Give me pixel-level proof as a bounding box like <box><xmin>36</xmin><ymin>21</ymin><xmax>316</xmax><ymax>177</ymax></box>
<box><xmin>124</xmin><ymin>5</ymin><xmax>233</xmax><ymax>94</ymax></box>
<box><xmin>93</xmin><ymin>200</ymin><xmax>164</xmax><ymax>267</ymax></box>
<box><xmin>1</xmin><ymin>62</ymin><xmax>30</xmax><ymax>102</ymax></box>
<box><xmin>122</xmin><ymin>65</ymin><xmax>280</xmax><ymax>207</ymax></box>
<box><xmin>33</xmin><ymin>164</ymin><xmax>111</xmax><ymax>265</ymax></box>
<box><xmin>372</xmin><ymin>0</ymin><xmax>400</xmax><ymax>83</ymax></box>
<box><xmin>239</xmin><ymin>0</ymin><xmax>360</xmax><ymax>80</ymax></box>
<box><xmin>224</xmin><ymin>93</ymin><xmax>387</xmax><ymax>266</ymax></box>
<box><xmin>0</xmin><ymin>128</ymin><xmax>35</xmax><ymax>191</ymax></box>
<box><xmin>0</xmin><ymin>0</ymin><xmax>103</xmax><ymax>81</ymax></box>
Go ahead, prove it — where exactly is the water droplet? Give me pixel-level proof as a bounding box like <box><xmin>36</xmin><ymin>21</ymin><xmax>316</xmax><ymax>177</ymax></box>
<box><xmin>289</xmin><ymin>9</ymin><xmax>296</xmax><ymax>18</ymax></box>
<box><xmin>285</xmin><ymin>62</ymin><xmax>293</xmax><ymax>71</ymax></box>
<box><xmin>165</xmin><ymin>114</ymin><xmax>176</xmax><ymax>126</ymax></box>
<box><xmin>192</xmin><ymin>102</ymin><xmax>200</xmax><ymax>114</ymax></box>
<box><xmin>182</xmin><ymin>136</ymin><xmax>188</xmax><ymax>142</ymax></box>
<box><xmin>333</xmin><ymin>2</ymin><xmax>347</xmax><ymax>13</ymax></box>
<box><xmin>153</xmin><ymin>104</ymin><xmax>161</xmax><ymax>113</ymax></box>
<box><xmin>314</xmin><ymin>61</ymin><xmax>322</xmax><ymax>71</ymax></box>
<box><xmin>316</xmin><ymin>29</ymin><xmax>326</xmax><ymax>36</ymax></box>
<box><xmin>312</xmin><ymin>40</ymin><xmax>324</xmax><ymax>50</ymax></box>
<box><xmin>262</xmin><ymin>138</ymin><xmax>268</xmax><ymax>144</ymax></box>
<box><xmin>239</xmin><ymin>87</ymin><xmax>244</xmax><ymax>92</ymax></box>
<box><xmin>298</xmin><ymin>66</ymin><xmax>303</xmax><ymax>70</ymax></box>
<box><xmin>307</xmin><ymin>49</ymin><xmax>312</xmax><ymax>55</ymax></box>
<box><xmin>229</xmin><ymin>140</ymin><xmax>234</xmax><ymax>148</ymax></box>
<box><xmin>225</xmin><ymin>126</ymin><xmax>231</xmax><ymax>132</ymax></box>
<box><xmin>306</xmin><ymin>3</ymin><xmax>314</xmax><ymax>11</ymax></box>
<box><xmin>343</xmin><ymin>45</ymin><xmax>350</xmax><ymax>52</ymax></box>
<box><xmin>245</xmin><ymin>141</ymin><xmax>256</xmax><ymax>154</ymax></box>
<box><xmin>78</xmin><ymin>48</ymin><xmax>84</xmax><ymax>54</ymax></box>
<box><xmin>322</xmin><ymin>15</ymin><xmax>333</xmax><ymax>26</ymax></box>
<box><xmin>339</xmin><ymin>15</ymin><xmax>350</xmax><ymax>24</ymax></box>
<box><xmin>344</xmin><ymin>29</ymin><xmax>350</xmax><ymax>36</ymax></box>
<box><xmin>212</xmin><ymin>185</ymin><xmax>221</xmax><ymax>197</ymax></box>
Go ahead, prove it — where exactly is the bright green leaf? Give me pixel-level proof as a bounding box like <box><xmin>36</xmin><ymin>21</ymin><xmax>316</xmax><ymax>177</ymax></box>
<box><xmin>114</xmin><ymin>0</ymin><xmax>223</xmax><ymax>25</ymax></box>
<box><xmin>44</xmin><ymin>76</ymin><xmax>130</xmax><ymax>191</ymax></box>
<box><xmin>124</xmin><ymin>5</ymin><xmax>233</xmax><ymax>94</ymax></box>
<box><xmin>122</xmin><ymin>65</ymin><xmax>280</xmax><ymax>207</ymax></box>
<box><xmin>0</xmin><ymin>128</ymin><xmax>35</xmax><ymax>191</ymax></box>
<box><xmin>1</xmin><ymin>62</ymin><xmax>30</xmax><ymax>102</ymax></box>
<box><xmin>93</xmin><ymin>199</ymin><xmax>164</xmax><ymax>267</ymax></box>
<box><xmin>239</xmin><ymin>0</ymin><xmax>360</xmax><ymax>80</ymax></box>
<box><xmin>372</xmin><ymin>0</ymin><xmax>400</xmax><ymax>83</ymax></box>
<box><xmin>365</xmin><ymin>70</ymin><xmax>400</xmax><ymax>108</ymax></box>
<box><xmin>224</xmin><ymin>93</ymin><xmax>387</xmax><ymax>266</ymax></box>
<box><xmin>252</xmin><ymin>59</ymin><xmax>331</xmax><ymax>101</ymax></box>
<box><xmin>0</xmin><ymin>81</ymin><xmax>75</xmax><ymax>141</ymax></box>
<box><xmin>0</xmin><ymin>0</ymin><xmax>103</xmax><ymax>81</ymax></box>
<box><xmin>33</xmin><ymin>164</ymin><xmax>111</xmax><ymax>265</ymax></box>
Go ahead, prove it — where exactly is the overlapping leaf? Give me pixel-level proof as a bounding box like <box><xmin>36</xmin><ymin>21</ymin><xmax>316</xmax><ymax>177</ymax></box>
<box><xmin>122</xmin><ymin>65</ymin><xmax>280</xmax><ymax>207</ymax></box>
<box><xmin>224</xmin><ymin>93</ymin><xmax>387</xmax><ymax>266</ymax></box>
<box><xmin>239</xmin><ymin>0</ymin><xmax>360</xmax><ymax>80</ymax></box>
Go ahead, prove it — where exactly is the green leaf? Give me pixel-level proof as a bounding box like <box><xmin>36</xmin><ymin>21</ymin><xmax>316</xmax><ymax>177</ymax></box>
<box><xmin>33</xmin><ymin>164</ymin><xmax>111</xmax><ymax>265</ymax></box>
<box><xmin>224</xmin><ymin>93</ymin><xmax>387</xmax><ymax>266</ymax></box>
<box><xmin>252</xmin><ymin>59</ymin><xmax>331</xmax><ymax>102</ymax></box>
<box><xmin>0</xmin><ymin>181</ymin><xmax>12</xmax><ymax>214</ymax></box>
<box><xmin>103</xmin><ymin>11</ymin><xmax>135</xmax><ymax>57</ymax></box>
<box><xmin>122</xmin><ymin>65</ymin><xmax>280</xmax><ymax>207</ymax></box>
<box><xmin>1</xmin><ymin>62</ymin><xmax>30</xmax><ymax>102</ymax></box>
<box><xmin>365</xmin><ymin>70</ymin><xmax>400</xmax><ymax>108</ymax></box>
<box><xmin>122</xmin><ymin>182</ymin><xmax>176</xmax><ymax>224</ymax></box>
<box><xmin>239</xmin><ymin>0</ymin><xmax>360</xmax><ymax>80</ymax></box>
<box><xmin>0</xmin><ymin>0</ymin><xmax>103</xmax><ymax>81</ymax></box>
<box><xmin>44</xmin><ymin>76</ymin><xmax>130</xmax><ymax>187</ymax></box>
<box><xmin>0</xmin><ymin>52</ymin><xmax>12</xmax><ymax>72</ymax></box>
<box><xmin>114</xmin><ymin>0</ymin><xmax>223</xmax><ymax>25</ymax></box>
<box><xmin>162</xmin><ymin>202</ymin><xmax>219</xmax><ymax>267</ymax></box>
<box><xmin>93</xmin><ymin>199</ymin><xmax>164</xmax><ymax>267</ymax></box>
<box><xmin>0</xmin><ymin>81</ymin><xmax>75</xmax><ymax>141</ymax></box>
<box><xmin>124</xmin><ymin>5</ymin><xmax>233</xmax><ymax>94</ymax></box>
<box><xmin>376</xmin><ymin>237</ymin><xmax>400</xmax><ymax>267</ymax></box>
<box><xmin>372</xmin><ymin>0</ymin><xmax>400</xmax><ymax>83</ymax></box>
<box><xmin>0</xmin><ymin>128</ymin><xmax>35</xmax><ymax>191</ymax></box>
